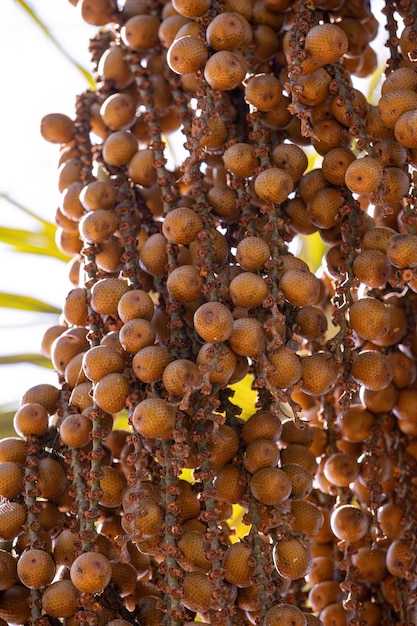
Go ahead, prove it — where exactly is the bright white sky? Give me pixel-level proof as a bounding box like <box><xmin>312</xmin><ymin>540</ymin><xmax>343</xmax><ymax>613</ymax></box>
<box><xmin>0</xmin><ymin>1</ymin><xmax>96</xmax><ymax>407</ymax></box>
<box><xmin>0</xmin><ymin>0</ymin><xmax>388</xmax><ymax>411</ymax></box>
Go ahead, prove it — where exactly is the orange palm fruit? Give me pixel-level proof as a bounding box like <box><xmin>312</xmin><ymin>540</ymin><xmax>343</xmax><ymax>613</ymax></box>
<box><xmin>70</xmin><ymin>552</ymin><xmax>112</xmax><ymax>594</ymax></box>
<box><xmin>273</xmin><ymin>536</ymin><xmax>313</xmax><ymax>580</ymax></box>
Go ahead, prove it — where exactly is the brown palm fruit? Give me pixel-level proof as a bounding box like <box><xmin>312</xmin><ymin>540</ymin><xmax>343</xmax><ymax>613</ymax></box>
<box><xmin>0</xmin><ymin>550</ymin><xmax>17</xmax><ymax>591</ymax></box>
<box><xmin>82</xmin><ymin>345</ymin><xmax>124</xmax><ymax>382</ymax></box>
<box><xmin>132</xmin><ymin>345</ymin><xmax>172</xmax><ymax>384</ymax></box>
<box><xmin>91</xmin><ymin>277</ymin><xmax>130</xmax><ymax>315</ymax></box>
<box><xmin>229</xmin><ymin>318</ymin><xmax>265</xmax><ymax>357</ymax></box>
<box><xmin>177</xmin><ymin>530</ymin><xmax>210</xmax><ymax>573</ymax></box>
<box><xmin>289</xmin><ymin>500</ymin><xmax>324</xmax><ymax>537</ymax></box>
<box><xmin>281</xmin><ymin>420</ymin><xmax>313</xmax><ymax>447</ymax></box>
<box><xmin>223</xmin><ymin>541</ymin><xmax>255</xmax><ymax>588</ymax></box>
<box><xmin>79</xmin><ymin>0</ymin><xmax>116</xmax><ymax>25</ymax></box>
<box><xmin>132</xmin><ymin>397</ymin><xmax>176</xmax><ymax>439</ymax></box>
<box><xmin>263</xmin><ymin>94</ymin><xmax>292</xmax><ymax>130</ymax></box>
<box><xmin>117</xmin><ymin>289</ymin><xmax>154</xmax><ymax>323</ymax></box>
<box><xmin>281</xmin><ymin>462</ymin><xmax>313</xmax><ymax>500</ymax></box>
<box><xmin>298</xmin><ymin>169</ymin><xmax>328</xmax><ymax>203</ymax></box>
<box><xmin>121</xmin><ymin>14</ymin><xmax>160</xmax><ymax>49</ymax></box>
<box><xmin>53</xmin><ymin>529</ymin><xmax>80</xmax><ymax>568</ymax></box>
<box><xmin>280</xmin><ymin>268</ymin><xmax>321</xmax><ymax>307</ymax></box>
<box><xmin>244</xmin><ymin>73</ymin><xmax>282</xmax><ymax>112</ymax></box>
<box><xmin>110</xmin><ymin>561</ymin><xmax>139</xmax><ymax>598</ymax></box>
<box><xmin>206</xmin><ymin>11</ymin><xmax>251</xmax><ymax>51</ymax></box>
<box><xmin>308</xmin><ymin>580</ymin><xmax>341</xmax><ymax>614</ymax></box>
<box><xmin>344</xmin><ymin>156</ymin><xmax>383</xmax><ymax>194</ymax></box>
<box><xmin>13</xmin><ymin>402</ymin><xmax>49</xmax><ymax>438</ymax></box>
<box><xmin>97</xmin><ymin>44</ymin><xmax>133</xmax><ymax>88</ymax></box>
<box><xmin>360</xmin><ymin>381</ymin><xmax>398</xmax><ymax>413</ymax></box>
<box><xmin>189</xmin><ymin>228</ymin><xmax>229</xmax><ymax>267</ymax></box>
<box><xmin>197</xmin><ymin>342</ymin><xmax>236</xmax><ymax>384</ymax></box>
<box><xmin>162</xmin><ymin>359</ymin><xmax>202</xmax><ymax>396</ymax></box>
<box><xmin>394</xmin><ymin>109</ymin><xmax>417</xmax><ymax>147</ymax></box>
<box><xmin>139</xmin><ymin>232</ymin><xmax>168</xmax><ymax>276</ymax></box>
<box><xmin>41</xmin><ymin>579</ymin><xmax>81</xmax><ymax>618</ymax></box>
<box><xmin>266</xmin><ymin>346</ymin><xmax>302</xmax><ymax>389</ymax></box>
<box><xmin>193</xmin><ymin>301</ymin><xmax>234</xmax><ymax>343</ymax></box>
<box><xmin>323</xmin><ymin>452</ymin><xmax>359</xmax><ymax>488</ymax></box>
<box><xmin>172</xmin><ymin>0</ymin><xmax>210</xmax><ymax>17</ymax></box>
<box><xmin>57</xmin><ymin>158</ymin><xmax>82</xmax><ymax>195</ymax></box>
<box><xmin>348</xmin><ymin>297</ymin><xmax>390</xmax><ymax>341</ymax></box>
<box><xmin>373</xmin><ymin>303</ymin><xmax>407</xmax><ymax>347</ymax></box>
<box><xmin>264</xmin><ymin>603</ymin><xmax>307</xmax><ymax>626</ymax></box>
<box><xmin>64</xmin><ymin>351</ymin><xmax>87</xmax><ymax>388</ymax></box>
<box><xmin>0</xmin><ymin>502</ymin><xmax>26</xmax><ymax>541</ymax></box>
<box><xmin>243</xmin><ymin>438</ymin><xmax>279</xmax><ymax>474</ymax></box>
<box><xmin>205</xmin><ymin>51</ymin><xmax>248</xmax><ymax>92</ymax></box>
<box><xmin>236</xmin><ymin>236</ymin><xmax>270</xmax><ymax>272</ymax></box>
<box><xmin>213</xmin><ymin>464</ymin><xmax>245</xmax><ymax>504</ymax></box>
<box><xmin>337</xmin><ymin>404</ymin><xmax>374</xmax><ymax>442</ymax></box>
<box><xmin>378</xmin><ymin>89</ymin><xmax>417</xmax><ymax>128</ymax></box>
<box><xmin>20</xmin><ymin>383</ymin><xmax>60</xmax><ymax>415</ymax></box>
<box><xmin>17</xmin><ymin>548</ymin><xmax>55</xmax><ymax>589</ymax></box>
<box><xmin>98</xmin><ymin>466</ymin><xmax>127</xmax><ymax>508</ymax></box>
<box><xmin>79</xmin><ymin>208</ymin><xmax>118</xmax><ymax>244</ymax></box>
<box><xmin>181</xmin><ymin>571</ymin><xmax>215</xmax><ymax>614</ymax></box>
<box><xmin>93</xmin><ymin>372</ymin><xmax>130</xmax><ymax>414</ymax></box>
<box><xmin>229</xmin><ymin>272</ymin><xmax>268</xmax><ymax>308</ymax></box>
<box><xmin>362</xmin><ymin>226</ymin><xmax>398</xmax><ymax>254</ymax></box>
<box><xmin>167</xmin><ymin>35</ymin><xmax>208</xmax><ymax>75</ymax></box>
<box><xmin>37</xmin><ymin>457</ymin><xmax>68</xmax><ymax>501</ymax></box>
<box><xmin>207</xmin><ymin>184</ymin><xmax>240</xmax><ymax>223</ymax></box>
<box><xmin>50</xmin><ymin>328</ymin><xmax>89</xmax><ymax>375</ymax></box>
<box><xmin>273</xmin><ymin>536</ymin><xmax>313</xmax><ymax>580</ymax></box>
<box><xmin>127</xmin><ymin>149</ymin><xmax>157</xmax><ymax>187</ymax></box>
<box><xmin>281</xmin><ymin>443</ymin><xmax>318</xmax><ymax>476</ymax></box>
<box><xmin>100</xmin><ymin>92</ymin><xmax>136</xmax><ymax>131</ymax></box>
<box><xmin>377</xmin><ymin>501</ymin><xmax>405</xmax><ymax>540</ymax></box>
<box><xmin>390</xmin><ymin>350</ymin><xmax>416</xmax><ymax>388</ymax></box>
<box><xmin>330</xmin><ymin>504</ymin><xmax>368</xmax><ymax>542</ymax></box>
<box><xmin>254</xmin><ymin>167</ymin><xmax>294</xmax><ymax>204</ymax></box>
<box><xmin>0</xmin><ymin>585</ymin><xmax>30</xmax><ymax>624</ymax></box>
<box><xmin>295</xmin><ymin>306</ymin><xmax>328</xmax><ymax>341</ymax></box>
<box><xmin>102</xmin><ymin>130</ymin><xmax>138</xmax><ymax>167</ymax></box>
<box><xmin>41</xmin><ymin>324</ymin><xmax>67</xmax><ymax>359</ymax></box>
<box><xmin>284</xmin><ymin>197</ymin><xmax>317</xmax><ymax>236</ymax></box>
<box><xmin>249</xmin><ymin>467</ymin><xmax>292</xmax><ymax>505</ymax></box>
<box><xmin>351</xmin><ymin>545</ymin><xmax>387</xmax><ymax>584</ymax></box>
<box><xmin>176</xmin><ymin>479</ymin><xmax>201</xmax><ymax>522</ymax></box>
<box><xmin>319</xmin><ymin>602</ymin><xmax>351</xmax><ymax>626</ymax></box>
<box><xmin>242</xmin><ymin>410</ymin><xmax>283</xmax><ymax>444</ymax></box>
<box><xmin>223</xmin><ymin>142</ymin><xmax>259</xmax><ymax>178</ymax></box>
<box><xmin>381</xmin><ymin>166</ymin><xmax>409</xmax><ymax>202</ymax></box>
<box><xmin>306</xmin><ymin>187</ymin><xmax>344</xmax><ymax>230</ymax></box>
<box><xmin>351</xmin><ymin>350</ymin><xmax>393</xmax><ymax>391</ymax></box>
<box><xmin>166</xmin><ymin>265</ymin><xmax>203</xmax><ymax>303</ymax></box>
<box><xmin>393</xmin><ymin>388</ymin><xmax>417</xmax><ymax>423</ymax></box>
<box><xmin>70</xmin><ymin>551</ymin><xmax>112</xmax><ymax>594</ymax></box>
<box><xmin>374</xmin><ymin>139</ymin><xmax>407</xmax><ymax>167</ymax></box>
<box><xmin>0</xmin><ymin>438</ymin><xmax>26</xmax><ymax>466</ymax></box>
<box><xmin>119</xmin><ymin>318</ymin><xmax>155</xmax><ymax>354</ymax></box>
<box><xmin>352</xmin><ymin>249</ymin><xmax>389</xmax><ymax>288</ymax></box>
<box><xmin>253</xmin><ymin>23</ymin><xmax>280</xmax><ymax>61</ymax></box>
<box><xmin>306</xmin><ymin>556</ymin><xmax>335</xmax><ymax>588</ymax></box>
<box><xmin>272</xmin><ymin>143</ymin><xmax>308</xmax><ymax>183</ymax></box>
<box><xmin>382</xmin><ymin>66</ymin><xmax>417</xmax><ymax>94</ymax></box>
<box><xmin>297</xmin><ymin>68</ymin><xmax>332</xmax><ymax>107</ymax></box>
<box><xmin>158</xmin><ymin>14</ymin><xmax>190</xmax><ymax>48</ymax></box>
<box><xmin>40</xmin><ymin>112</ymin><xmax>75</xmax><ymax>144</ymax></box>
<box><xmin>79</xmin><ymin>179</ymin><xmax>117</xmax><ymax>212</ymax></box>
<box><xmin>96</xmin><ymin>236</ymin><xmax>123</xmax><ymax>272</ymax></box>
<box><xmin>386</xmin><ymin>232</ymin><xmax>417</xmax><ymax>268</ymax></box>
<box><xmin>0</xmin><ymin>462</ymin><xmax>22</xmax><ymax>502</ymax></box>
<box><xmin>304</xmin><ymin>23</ymin><xmax>348</xmax><ymax>63</ymax></box>
<box><xmin>311</xmin><ymin>120</ymin><xmax>350</xmax><ymax>156</ymax></box>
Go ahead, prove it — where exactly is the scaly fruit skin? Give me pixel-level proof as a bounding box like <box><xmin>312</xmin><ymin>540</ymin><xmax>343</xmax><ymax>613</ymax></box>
<box><xmin>11</xmin><ymin>2</ymin><xmax>417</xmax><ymax>624</ymax></box>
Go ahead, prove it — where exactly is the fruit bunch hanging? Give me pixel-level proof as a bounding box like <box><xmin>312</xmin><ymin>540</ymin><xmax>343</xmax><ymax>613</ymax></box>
<box><xmin>2</xmin><ymin>0</ymin><xmax>417</xmax><ymax>624</ymax></box>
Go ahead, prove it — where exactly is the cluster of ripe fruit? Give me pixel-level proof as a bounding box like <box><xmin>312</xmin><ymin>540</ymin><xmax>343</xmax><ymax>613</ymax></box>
<box><xmin>2</xmin><ymin>0</ymin><xmax>417</xmax><ymax>624</ymax></box>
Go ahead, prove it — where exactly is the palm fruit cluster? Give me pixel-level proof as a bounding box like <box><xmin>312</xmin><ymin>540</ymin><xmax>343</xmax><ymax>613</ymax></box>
<box><xmin>3</xmin><ymin>0</ymin><xmax>417</xmax><ymax>624</ymax></box>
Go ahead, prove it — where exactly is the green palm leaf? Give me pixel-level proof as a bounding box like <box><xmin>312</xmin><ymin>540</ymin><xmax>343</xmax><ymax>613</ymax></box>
<box><xmin>0</xmin><ymin>293</ymin><xmax>60</xmax><ymax>314</ymax></box>
<box><xmin>0</xmin><ymin>354</ymin><xmax>53</xmax><ymax>369</ymax></box>
<box><xmin>16</xmin><ymin>0</ymin><xmax>96</xmax><ymax>89</ymax></box>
